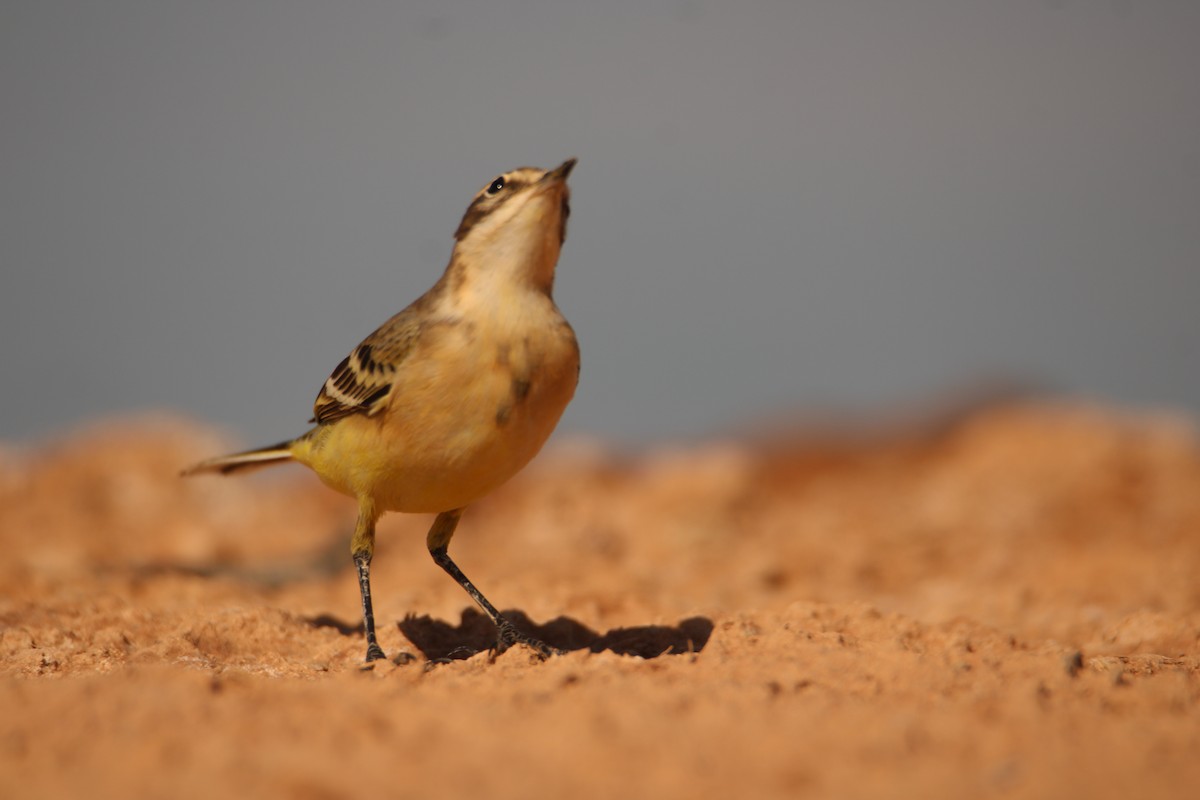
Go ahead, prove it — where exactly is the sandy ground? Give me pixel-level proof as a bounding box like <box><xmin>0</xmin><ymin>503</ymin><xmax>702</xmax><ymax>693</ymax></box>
<box><xmin>1</xmin><ymin>401</ymin><xmax>1198</xmax><ymax>799</ymax></box>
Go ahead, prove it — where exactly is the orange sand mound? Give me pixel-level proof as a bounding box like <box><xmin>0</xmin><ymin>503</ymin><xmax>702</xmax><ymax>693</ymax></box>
<box><xmin>1</xmin><ymin>403</ymin><xmax>1198</xmax><ymax>798</ymax></box>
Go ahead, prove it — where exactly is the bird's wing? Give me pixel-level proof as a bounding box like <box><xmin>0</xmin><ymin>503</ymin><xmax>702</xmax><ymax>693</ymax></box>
<box><xmin>311</xmin><ymin>307</ymin><xmax>423</xmax><ymax>424</ymax></box>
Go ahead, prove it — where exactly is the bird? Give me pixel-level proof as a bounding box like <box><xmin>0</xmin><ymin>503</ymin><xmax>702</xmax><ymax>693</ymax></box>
<box><xmin>184</xmin><ymin>159</ymin><xmax>581</xmax><ymax>663</ymax></box>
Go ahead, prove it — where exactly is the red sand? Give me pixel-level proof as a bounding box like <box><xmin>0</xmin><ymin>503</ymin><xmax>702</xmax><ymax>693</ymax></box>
<box><xmin>1</xmin><ymin>402</ymin><xmax>1198</xmax><ymax>798</ymax></box>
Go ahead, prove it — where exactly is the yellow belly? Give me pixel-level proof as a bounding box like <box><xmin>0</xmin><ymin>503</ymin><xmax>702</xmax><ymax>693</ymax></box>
<box><xmin>290</xmin><ymin>318</ymin><xmax>578</xmax><ymax>513</ymax></box>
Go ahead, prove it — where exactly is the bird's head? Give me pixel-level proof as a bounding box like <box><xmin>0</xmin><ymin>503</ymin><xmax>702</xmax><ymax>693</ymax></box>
<box><xmin>449</xmin><ymin>159</ymin><xmax>576</xmax><ymax>295</ymax></box>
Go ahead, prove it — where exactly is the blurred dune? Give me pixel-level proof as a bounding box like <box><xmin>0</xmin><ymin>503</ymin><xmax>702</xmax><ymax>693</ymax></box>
<box><xmin>1</xmin><ymin>402</ymin><xmax>1198</xmax><ymax>798</ymax></box>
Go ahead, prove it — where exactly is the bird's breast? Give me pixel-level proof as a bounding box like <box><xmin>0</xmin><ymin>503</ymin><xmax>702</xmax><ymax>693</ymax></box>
<box><xmin>321</xmin><ymin>300</ymin><xmax>578</xmax><ymax>513</ymax></box>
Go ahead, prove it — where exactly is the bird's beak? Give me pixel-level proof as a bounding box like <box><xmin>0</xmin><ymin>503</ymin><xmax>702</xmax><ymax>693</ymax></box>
<box><xmin>544</xmin><ymin>158</ymin><xmax>578</xmax><ymax>183</ymax></box>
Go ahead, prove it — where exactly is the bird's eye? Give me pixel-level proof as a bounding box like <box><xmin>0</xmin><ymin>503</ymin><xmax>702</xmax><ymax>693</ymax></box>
<box><xmin>486</xmin><ymin>176</ymin><xmax>506</xmax><ymax>195</ymax></box>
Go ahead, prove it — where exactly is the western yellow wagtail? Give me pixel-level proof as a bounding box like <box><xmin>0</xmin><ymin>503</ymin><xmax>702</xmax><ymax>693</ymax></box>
<box><xmin>185</xmin><ymin>159</ymin><xmax>580</xmax><ymax>663</ymax></box>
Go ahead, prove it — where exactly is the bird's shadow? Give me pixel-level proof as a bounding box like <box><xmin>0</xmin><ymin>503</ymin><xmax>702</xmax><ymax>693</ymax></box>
<box><xmin>401</xmin><ymin>609</ymin><xmax>714</xmax><ymax>661</ymax></box>
<box><xmin>306</xmin><ymin>609</ymin><xmax>714</xmax><ymax>662</ymax></box>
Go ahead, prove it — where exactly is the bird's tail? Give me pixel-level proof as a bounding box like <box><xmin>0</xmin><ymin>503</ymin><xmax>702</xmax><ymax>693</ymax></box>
<box><xmin>181</xmin><ymin>440</ymin><xmax>296</xmax><ymax>477</ymax></box>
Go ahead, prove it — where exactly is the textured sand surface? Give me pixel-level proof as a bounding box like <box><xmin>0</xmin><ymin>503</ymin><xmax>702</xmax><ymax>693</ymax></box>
<box><xmin>1</xmin><ymin>403</ymin><xmax>1198</xmax><ymax>798</ymax></box>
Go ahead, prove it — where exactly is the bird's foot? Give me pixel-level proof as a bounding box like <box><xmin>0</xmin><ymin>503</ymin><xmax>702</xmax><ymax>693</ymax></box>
<box><xmin>495</xmin><ymin>619</ymin><xmax>564</xmax><ymax>660</ymax></box>
<box><xmin>364</xmin><ymin>642</ymin><xmax>387</xmax><ymax>663</ymax></box>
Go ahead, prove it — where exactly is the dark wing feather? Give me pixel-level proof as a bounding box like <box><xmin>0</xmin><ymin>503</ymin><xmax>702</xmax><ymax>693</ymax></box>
<box><xmin>311</xmin><ymin>308</ymin><xmax>422</xmax><ymax>424</ymax></box>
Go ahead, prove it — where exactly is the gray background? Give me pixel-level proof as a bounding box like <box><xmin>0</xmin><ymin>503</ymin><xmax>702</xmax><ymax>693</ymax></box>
<box><xmin>4</xmin><ymin>1</ymin><xmax>1198</xmax><ymax>446</ymax></box>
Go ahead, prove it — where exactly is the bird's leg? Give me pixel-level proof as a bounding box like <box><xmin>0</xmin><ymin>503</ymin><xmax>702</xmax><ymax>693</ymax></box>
<box><xmin>351</xmin><ymin>501</ymin><xmax>387</xmax><ymax>663</ymax></box>
<box><xmin>426</xmin><ymin>509</ymin><xmax>559</xmax><ymax>659</ymax></box>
